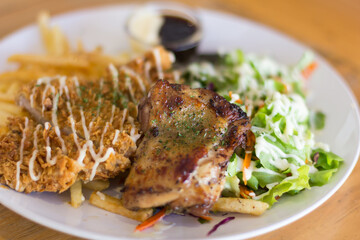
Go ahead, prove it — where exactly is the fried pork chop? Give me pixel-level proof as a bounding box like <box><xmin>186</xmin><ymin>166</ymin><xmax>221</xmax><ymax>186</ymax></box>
<box><xmin>123</xmin><ymin>80</ymin><xmax>250</xmax><ymax>215</ymax></box>
<box><xmin>0</xmin><ymin>47</ymin><xmax>175</xmax><ymax>193</ymax></box>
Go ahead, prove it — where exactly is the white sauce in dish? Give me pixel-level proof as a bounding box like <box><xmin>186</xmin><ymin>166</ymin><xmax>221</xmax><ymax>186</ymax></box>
<box><xmin>127</xmin><ymin>7</ymin><xmax>164</xmax><ymax>46</ymax></box>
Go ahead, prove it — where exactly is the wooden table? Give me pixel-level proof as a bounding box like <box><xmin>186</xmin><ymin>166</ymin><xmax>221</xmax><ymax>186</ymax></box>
<box><xmin>0</xmin><ymin>0</ymin><xmax>359</xmax><ymax>239</ymax></box>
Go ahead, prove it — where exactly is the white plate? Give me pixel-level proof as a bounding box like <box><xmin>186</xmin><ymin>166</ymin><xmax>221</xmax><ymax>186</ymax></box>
<box><xmin>0</xmin><ymin>4</ymin><xmax>359</xmax><ymax>240</ymax></box>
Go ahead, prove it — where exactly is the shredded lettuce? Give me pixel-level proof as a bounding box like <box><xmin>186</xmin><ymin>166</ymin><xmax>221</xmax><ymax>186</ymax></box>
<box><xmin>260</xmin><ymin>165</ymin><xmax>311</xmax><ymax>206</ymax></box>
<box><xmin>223</xmin><ymin>154</ymin><xmax>241</xmax><ymax>197</ymax></box>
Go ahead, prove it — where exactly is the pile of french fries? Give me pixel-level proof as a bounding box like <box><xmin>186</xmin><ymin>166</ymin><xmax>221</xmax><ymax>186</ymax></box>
<box><xmin>0</xmin><ymin>12</ymin><xmax>129</xmax><ymax>129</ymax></box>
<box><xmin>84</xmin><ymin>180</ymin><xmax>268</xmax><ymax>221</ymax></box>
<box><xmin>0</xmin><ymin>12</ymin><xmax>269</xmax><ymax>222</ymax></box>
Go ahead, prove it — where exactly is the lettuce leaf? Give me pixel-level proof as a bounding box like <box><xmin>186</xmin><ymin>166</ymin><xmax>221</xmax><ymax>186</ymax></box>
<box><xmin>310</xmin><ymin>169</ymin><xmax>338</xmax><ymax>187</ymax></box>
<box><xmin>311</xmin><ymin>148</ymin><xmax>343</xmax><ymax>170</ymax></box>
<box><xmin>260</xmin><ymin>165</ymin><xmax>310</xmax><ymax>206</ymax></box>
<box><xmin>308</xmin><ymin>149</ymin><xmax>343</xmax><ymax>186</ymax></box>
<box><xmin>237</xmin><ymin>171</ymin><xmax>286</xmax><ymax>191</ymax></box>
<box><xmin>252</xmin><ymin>171</ymin><xmax>285</xmax><ymax>188</ymax></box>
<box><xmin>310</xmin><ymin>111</ymin><xmax>326</xmax><ymax>130</ymax></box>
<box><xmin>237</xmin><ymin>172</ymin><xmax>259</xmax><ymax>190</ymax></box>
<box><xmin>222</xmin><ymin>176</ymin><xmax>240</xmax><ymax>197</ymax></box>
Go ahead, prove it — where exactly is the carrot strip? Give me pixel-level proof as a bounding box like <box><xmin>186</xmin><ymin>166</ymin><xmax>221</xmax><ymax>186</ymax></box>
<box><xmin>239</xmin><ymin>185</ymin><xmax>253</xmax><ymax>199</ymax></box>
<box><xmin>229</xmin><ymin>91</ymin><xmax>233</xmax><ymax>98</ymax></box>
<box><xmin>242</xmin><ymin>151</ymin><xmax>252</xmax><ymax>185</ymax></box>
<box><xmin>240</xmin><ymin>191</ymin><xmax>248</xmax><ymax>199</ymax></box>
<box><xmin>283</xmin><ymin>83</ymin><xmax>288</xmax><ymax>94</ymax></box>
<box><xmin>134</xmin><ymin>208</ymin><xmax>166</xmax><ymax>232</ymax></box>
<box><xmin>199</xmin><ymin>215</ymin><xmax>213</xmax><ymax>221</ymax></box>
<box><xmin>302</xmin><ymin>61</ymin><xmax>318</xmax><ymax>79</ymax></box>
<box><xmin>242</xmin><ymin>131</ymin><xmax>255</xmax><ymax>185</ymax></box>
<box><xmin>235</xmin><ymin>99</ymin><xmax>243</xmax><ymax>104</ymax></box>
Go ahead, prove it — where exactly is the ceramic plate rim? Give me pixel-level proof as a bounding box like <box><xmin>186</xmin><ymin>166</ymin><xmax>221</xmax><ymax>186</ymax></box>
<box><xmin>0</xmin><ymin>4</ymin><xmax>359</xmax><ymax>240</ymax></box>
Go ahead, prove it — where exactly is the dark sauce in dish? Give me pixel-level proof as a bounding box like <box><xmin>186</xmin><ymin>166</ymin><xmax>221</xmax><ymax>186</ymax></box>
<box><xmin>159</xmin><ymin>15</ymin><xmax>200</xmax><ymax>62</ymax></box>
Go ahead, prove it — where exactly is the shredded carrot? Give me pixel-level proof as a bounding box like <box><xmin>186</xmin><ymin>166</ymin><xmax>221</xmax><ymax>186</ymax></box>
<box><xmin>239</xmin><ymin>185</ymin><xmax>254</xmax><ymax>199</ymax></box>
<box><xmin>242</xmin><ymin>131</ymin><xmax>256</xmax><ymax>185</ymax></box>
<box><xmin>229</xmin><ymin>91</ymin><xmax>233</xmax><ymax>98</ymax></box>
<box><xmin>235</xmin><ymin>99</ymin><xmax>243</xmax><ymax>104</ymax></box>
<box><xmin>242</xmin><ymin>151</ymin><xmax>252</xmax><ymax>185</ymax></box>
<box><xmin>199</xmin><ymin>215</ymin><xmax>213</xmax><ymax>221</ymax></box>
<box><xmin>283</xmin><ymin>83</ymin><xmax>288</xmax><ymax>94</ymax></box>
<box><xmin>305</xmin><ymin>159</ymin><xmax>309</xmax><ymax>164</ymax></box>
<box><xmin>135</xmin><ymin>208</ymin><xmax>166</xmax><ymax>232</ymax></box>
<box><xmin>302</xmin><ymin>61</ymin><xmax>318</xmax><ymax>79</ymax></box>
<box><xmin>240</xmin><ymin>191</ymin><xmax>248</xmax><ymax>199</ymax></box>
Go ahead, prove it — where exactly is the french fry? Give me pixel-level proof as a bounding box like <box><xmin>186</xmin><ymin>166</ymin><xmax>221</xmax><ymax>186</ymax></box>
<box><xmin>70</xmin><ymin>180</ymin><xmax>83</xmax><ymax>208</ymax></box>
<box><xmin>37</xmin><ymin>12</ymin><xmax>52</xmax><ymax>54</ymax></box>
<box><xmin>0</xmin><ymin>111</ymin><xmax>12</xmax><ymax>126</ymax></box>
<box><xmin>82</xmin><ymin>179</ymin><xmax>110</xmax><ymax>191</ymax></box>
<box><xmin>8</xmin><ymin>54</ymin><xmax>89</xmax><ymax>68</ymax></box>
<box><xmin>37</xmin><ymin>11</ymin><xmax>69</xmax><ymax>56</ymax></box>
<box><xmin>0</xmin><ymin>102</ymin><xmax>22</xmax><ymax>115</ymax></box>
<box><xmin>0</xmin><ymin>93</ymin><xmax>13</xmax><ymax>103</ymax></box>
<box><xmin>0</xmin><ymin>69</ymin><xmax>45</xmax><ymax>83</ymax></box>
<box><xmin>212</xmin><ymin>197</ymin><xmax>269</xmax><ymax>216</ymax></box>
<box><xmin>89</xmin><ymin>191</ymin><xmax>153</xmax><ymax>222</ymax></box>
<box><xmin>51</xmin><ymin>25</ymin><xmax>70</xmax><ymax>55</ymax></box>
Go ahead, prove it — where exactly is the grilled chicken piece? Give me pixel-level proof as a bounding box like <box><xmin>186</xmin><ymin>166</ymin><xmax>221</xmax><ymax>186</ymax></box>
<box><xmin>123</xmin><ymin>80</ymin><xmax>250</xmax><ymax>215</ymax></box>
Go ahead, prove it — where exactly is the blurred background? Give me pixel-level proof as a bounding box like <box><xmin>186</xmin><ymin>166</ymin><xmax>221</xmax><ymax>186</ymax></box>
<box><xmin>0</xmin><ymin>0</ymin><xmax>359</xmax><ymax>100</ymax></box>
<box><xmin>0</xmin><ymin>0</ymin><xmax>359</xmax><ymax>240</ymax></box>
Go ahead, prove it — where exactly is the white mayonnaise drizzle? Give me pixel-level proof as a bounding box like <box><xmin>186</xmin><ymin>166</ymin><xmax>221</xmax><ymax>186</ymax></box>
<box><xmin>125</xmin><ymin>76</ymin><xmax>136</xmax><ymax>102</ymax></box>
<box><xmin>15</xmin><ymin>117</ymin><xmax>29</xmax><ymax>191</ymax></box>
<box><xmin>29</xmin><ymin>87</ymin><xmax>37</xmax><ymax>108</ymax></box>
<box><xmin>51</xmin><ymin>93</ymin><xmax>66</xmax><ymax>154</ymax></box>
<box><xmin>121</xmin><ymin>66</ymin><xmax>146</xmax><ymax>94</ymax></box>
<box><xmin>80</xmin><ymin>109</ymin><xmax>115</xmax><ymax>181</ymax></box>
<box><xmin>153</xmin><ymin>48</ymin><xmax>164</xmax><ymax>79</ymax></box>
<box><xmin>24</xmin><ymin>71</ymin><xmax>135</xmax><ymax>185</ymax></box>
<box><xmin>109</xmin><ymin>64</ymin><xmax>119</xmax><ymax>91</ymax></box>
<box><xmin>29</xmin><ymin>124</ymin><xmax>42</xmax><ymax>181</ymax></box>
<box><xmin>112</xmin><ymin>130</ymin><xmax>120</xmax><ymax>145</ymax></box>
<box><xmin>120</xmin><ymin>109</ymin><xmax>127</xmax><ymax>131</ymax></box>
<box><xmin>41</xmin><ymin>84</ymin><xmax>56</xmax><ymax>115</ymax></box>
<box><xmin>96</xmin><ymin>78</ymin><xmax>104</xmax><ymax>117</ymax></box>
<box><xmin>144</xmin><ymin>61</ymin><xmax>152</xmax><ymax>83</ymax></box>
<box><xmin>110</xmin><ymin>105</ymin><xmax>116</xmax><ymax>125</ymax></box>
<box><xmin>127</xmin><ymin>116</ymin><xmax>141</xmax><ymax>143</ymax></box>
<box><xmin>44</xmin><ymin>122</ymin><xmax>57</xmax><ymax>165</ymax></box>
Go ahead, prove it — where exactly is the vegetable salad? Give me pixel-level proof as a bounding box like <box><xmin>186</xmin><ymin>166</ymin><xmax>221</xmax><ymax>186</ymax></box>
<box><xmin>184</xmin><ymin>50</ymin><xmax>343</xmax><ymax>206</ymax></box>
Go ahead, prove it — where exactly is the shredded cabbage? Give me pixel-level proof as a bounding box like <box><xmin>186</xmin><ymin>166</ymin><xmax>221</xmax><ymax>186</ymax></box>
<box><xmin>183</xmin><ymin>49</ymin><xmax>343</xmax><ymax>207</ymax></box>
